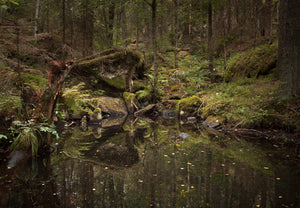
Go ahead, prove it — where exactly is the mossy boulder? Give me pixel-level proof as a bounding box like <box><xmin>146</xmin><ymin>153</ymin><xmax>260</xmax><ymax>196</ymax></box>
<box><xmin>71</xmin><ymin>47</ymin><xmax>146</xmax><ymax>93</ymax></box>
<box><xmin>225</xmin><ymin>44</ymin><xmax>277</xmax><ymax>81</ymax></box>
<box><xmin>203</xmin><ymin>116</ymin><xmax>226</xmax><ymax>128</ymax></box>
<box><xmin>74</xmin><ymin>47</ymin><xmax>145</xmax><ymax>79</ymax></box>
<box><xmin>97</xmin><ymin>96</ymin><xmax>128</xmax><ymax>118</ymax></box>
<box><xmin>176</xmin><ymin>96</ymin><xmax>202</xmax><ymax>117</ymax></box>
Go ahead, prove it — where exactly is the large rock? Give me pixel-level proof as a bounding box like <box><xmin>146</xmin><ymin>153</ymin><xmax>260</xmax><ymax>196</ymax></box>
<box><xmin>97</xmin><ymin>96</ymin><xmax>128</xmax><ymax>118</ymax></box>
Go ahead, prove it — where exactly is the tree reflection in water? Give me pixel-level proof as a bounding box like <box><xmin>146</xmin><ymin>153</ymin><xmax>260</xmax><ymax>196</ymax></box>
<box><xmin>1</xmin><ymin>118</ymin><xmax>299</xmax><ymax>208</ymax></box>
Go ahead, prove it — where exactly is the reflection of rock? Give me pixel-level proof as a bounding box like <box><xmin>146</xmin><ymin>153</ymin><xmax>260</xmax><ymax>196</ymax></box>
<box><xmin>100</xmin><ymin>116</ymin><xmax>126</xmax><ymax>128</ymax></box>
<box><xmin>90</xmin><ymin>142</ymin><xmax>139</xmax><ymax>167</ymax></box>
<box><xmin>134</xmin><ymin>104</ymin><xmax>159</xmax><ymax>118</ymax></box>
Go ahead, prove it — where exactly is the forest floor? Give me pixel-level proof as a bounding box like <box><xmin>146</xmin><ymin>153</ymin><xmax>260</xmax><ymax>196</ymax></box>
<box><xmin>0</xmin><ymin>32</ymin><xmax>299</xmax><ymax>143</ymax></box>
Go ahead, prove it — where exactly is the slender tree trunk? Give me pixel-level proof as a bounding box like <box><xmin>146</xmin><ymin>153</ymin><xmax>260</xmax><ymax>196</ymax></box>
<box><xmin>278</xmin><ymin>0</ymin><xmax>300</xmax><ymax>98</ymax></box>
<box><xmin>136</xmin><ymin>14</ymin><xmax>140</xmax><ymax>49</ymax></box>
<box><xmin>227</xmin><ymin>0</ymin><xmax>232</xmax><ymax>33</ymax></box>
<box><xmin>173</xmin><ymin>0</ymin><xmax>178</xmax><ymax>68</ymax></box>
<box><xmin>121</xmin><ymin>1</ymin><xmax>127</xmax><ymax>41</ymax></box>
<box><xmin>46</xmin><ymin>0</ymin><xmax>49</xmax><ymax>33</ymax></box>
<box><xmin>62</xmin><ymin>0</ymin><xmax>66</xmax><ymax>61</ymax></box>
<box><xmin>207</xmin><ymin>0</ymin><xmax>214</xmax><ymax>72</ymax></box>
<box><xmin>34</xmin><ymin>0</ymin><xmax>40</xmax><ymax>41</ymax></box>
<box><xmin>264</xmin><ymin>0</ymin><xmax>272</xmax><ymax>38</ymax></box>
<box><xmin>188</xmin><ymin>0</ymin><xmax>192</xmax><ymax>38</ymax></box>
<box><xmin>108</xmin><ymin>2</ymin><xmax>115</xmax><ymax>46</ymax></box>
<box><xmin>82</xmin><ymin>0</ymin><xmax>87</xmax><ymax>56</ymax></box>
<box><xmin>152</xmin><ymin>0</ymin><xmax>158</xmax><ymax>98</ymax></box>
<box><xmin>69</xmin><ymin>2</ymin><xmax>74</xmax><ymax>47</ymax></box>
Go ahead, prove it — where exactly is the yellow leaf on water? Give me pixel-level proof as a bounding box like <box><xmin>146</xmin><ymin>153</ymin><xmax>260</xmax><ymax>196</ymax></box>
<box><xmin>276</xmin><ymin>177</ymin><xmax>280</xmax><ymax>180</ymax></box>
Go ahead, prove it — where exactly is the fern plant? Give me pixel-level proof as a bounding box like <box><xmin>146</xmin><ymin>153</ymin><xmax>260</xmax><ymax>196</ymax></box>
<box><xmin>9</xmin><ymin>119</ymin><xmax>59</xmax><ymax>156</ymax></box>
<box><xmin>135</xmin><ymin>73</ymin><xmax>164</xmax><ymax>103</ymax></box>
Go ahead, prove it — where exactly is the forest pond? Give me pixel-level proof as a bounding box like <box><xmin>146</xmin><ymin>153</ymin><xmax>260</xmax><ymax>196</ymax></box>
<box><xmin>0</xmin><ymin>117</ymin><xmax>299</xmax><ymax>208</ymax></box>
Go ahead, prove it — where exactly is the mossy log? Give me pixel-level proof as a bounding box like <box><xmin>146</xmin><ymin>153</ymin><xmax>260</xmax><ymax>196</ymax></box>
<box><xmin>73</xmin><ymin>47</ymin><xmax>145</xmax><ymax>92</ymax></box>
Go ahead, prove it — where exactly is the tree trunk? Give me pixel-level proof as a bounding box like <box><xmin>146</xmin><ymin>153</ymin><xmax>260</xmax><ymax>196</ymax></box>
<box><xmin>207</xmin><ymin>0</ymin><xmax>214</xmax><ymax>72</ymax></box>
<box><xmin>108</xmin><ymin>2</ymin><xmax>115</xmax><ymax>46</ymax></box>
<box><xmin>151</xmin><ymin>0</ymin><xmax>158</xmax><ymax>98</ymax></box>
<box><xmin>40</xmin><ymin>61</ymin><xmax>73</xmax><ymax>121</ymax></box>
<box><xmin>62</xmin><ymin>0</ymin><xmax>66</xmax><ymax>61</ymax></box>
<box><xmin>121</xmin><ymin>1</ymin><xmax>127</xmax><ymax>41</ymax></box>
<box><xmin>188</xmin><ymin>0</ymin><xmax>192</xmax><ymax>38</ymax></box>
<box><xmin>277</xmin><ymin>0</ymin><xmax>300</xmax><ymax>98</ymax></box>
<box><xmin>173</xmin><ymin>0</ymin><xmax>178</xmax><ymax>68</ymax></box>
<box><xmin>264</xmin><ymin>0</ymin><xmax>272</xmax><ymax>38</ymax></box>
<box><xmin>34</xmin><ymin>0</ymin><xmax>40</xmax><ymax>41</ymax></box>
<box><xmin>82</xmin><ymin>0</ymin><xmax>87</xmax><ymax>56</ymax></box>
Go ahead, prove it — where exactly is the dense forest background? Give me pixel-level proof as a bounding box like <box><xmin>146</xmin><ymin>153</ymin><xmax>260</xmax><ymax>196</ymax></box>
<box><xmin>0</xmin><ymin>0</ymin><xmax>299</xmax><ymax>155</ymax></box>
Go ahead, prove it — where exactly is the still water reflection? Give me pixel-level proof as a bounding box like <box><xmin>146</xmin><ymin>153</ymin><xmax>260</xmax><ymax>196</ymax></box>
<box><xmin>0</xmin><ymin>117</ymin><xmax>299</xmax><ymax>208</ymax></box>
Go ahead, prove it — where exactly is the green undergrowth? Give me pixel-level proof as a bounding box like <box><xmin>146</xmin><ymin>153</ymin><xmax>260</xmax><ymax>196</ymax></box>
<box><xmin>225</xmin><ymin>44</ymin><xmax>277</xmax><ymax>81</ymax></box>
<box><xmin>200</xmin><ymin>76</ymin><xmax>299</xmax><ymax>131</ymax></box>
<box><xmin>62</xmin><ymin>82</ymin><xmax>102</xmax><ymax>118</ymax></box>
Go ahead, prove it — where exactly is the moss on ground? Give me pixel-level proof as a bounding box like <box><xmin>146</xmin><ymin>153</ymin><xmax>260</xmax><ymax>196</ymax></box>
<box><xmin>200</xmin><ymin>77</ymin><xmax>299</xmax><ymax>131</ymax></box>
<box><xmin>225</xmin><ymin>44</ymin><xmax>277</xmax><ymax>81</ymax></box>
<box><xmin>176</xmin><ymin>95</ymin><xmax>202</xmax><ymax>115</ymax></box>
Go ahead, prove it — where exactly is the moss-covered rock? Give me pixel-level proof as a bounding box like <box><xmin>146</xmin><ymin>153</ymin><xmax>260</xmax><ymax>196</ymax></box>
<box><xmin>225</xmin><ymin>44</ymin><xmax>277</xmax><ymax>81</ymax></box>
<box><xmin>101</xmin><ymin>76</ymin><xmax>126</xmax><ymax>90</ymax></box>
<box><xmin>74</xmin><ymin>47</ymin><xmax>145</xmax><ymax>79</ymax></box>
<box><xmin>176</xmin><ymin>96</ymin><xmax>202</xmax><ymax>116</ymax></box>
<box><xmin>97</xmin><ymin>96</ymin><xmax>128</xmax><ymax>118</ymax></box>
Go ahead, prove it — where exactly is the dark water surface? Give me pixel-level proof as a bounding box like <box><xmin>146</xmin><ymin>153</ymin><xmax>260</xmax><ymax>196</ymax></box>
<box><xmin>0</xmin><ymin>117</ymin><xmax>299</xmax><ymax>208</ymax></box>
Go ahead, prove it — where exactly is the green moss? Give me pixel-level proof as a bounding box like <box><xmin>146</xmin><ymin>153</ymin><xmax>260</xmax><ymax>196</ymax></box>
<box><xmin>123</xmin><ymin>92</ymin><xmax>136</xmax><ymax>103</ymax></box>
<box><xmin>101</xmin><ymin>76</ymin><xmax>126</xmax><ymax>90</ymax></box>
<box><xmin>176</xmin><ymin>95</ymin><xmax>202</xmax><ymax>114</ymax></box>
<box><xmin>21</xmin><ymin>72</ymin><xmax>47</xmax><ymax>90</ymax></box>
<box><xmin>225</xmin><ymin>44</ymin><xmax>277</xmax><ymax>81</ymax></box>
<box><xmin>201</xmin><ymin>77</ymin><xmax>281</xmax><ymax>128</ymax></box>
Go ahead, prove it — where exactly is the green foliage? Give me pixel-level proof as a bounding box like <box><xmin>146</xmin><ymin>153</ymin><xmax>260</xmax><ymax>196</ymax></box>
<box><xmin>0</xmin><ymin>92</ymin><xmax>21</xmax><ymax>112</ymax></box>
<box><xmin>201</xmin><ymin>77</ymin><xmax>279</xmax><ymax>128</ymax></box>
<box><xmin>21</xmin><ymin>72</ymin><xmax>47</xmax><ymax>90</ymax></box>
<box><xmin>0</xmin><ymin>134</ymin><xmax>7</xmax><ymax>140</ymax></box>
<box><xmin>135</xmin><ymin>73</ymin><xmax>164</xmax><ymax>103</ymax></box>
<box><xmin>9</xmin><ymin>119</ymin><xmax>59</xmax><ymax>156</ymax></box>
<box><xmin>0</xmin><ymin>0</ymin><xmax>19</xmax><ymax>9</ymax></box>
<box><xmin>225</xmin><ymin>44</ymin><xmax>277</xmax><ymax>81</ymax></box>
<box><xmin>101</xmin><ymin>76</ymin><xmax>126</xmax><ymax>90</ymax></box>
<box><xmin>176</xmin><ymin>95</ymin><xmax>202</xmax><ymax>114</ymax></box>
<box><xmin>62</xmin><ymin>82</ymin><xmax>91</xmax><ymax>114</ymax></box>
